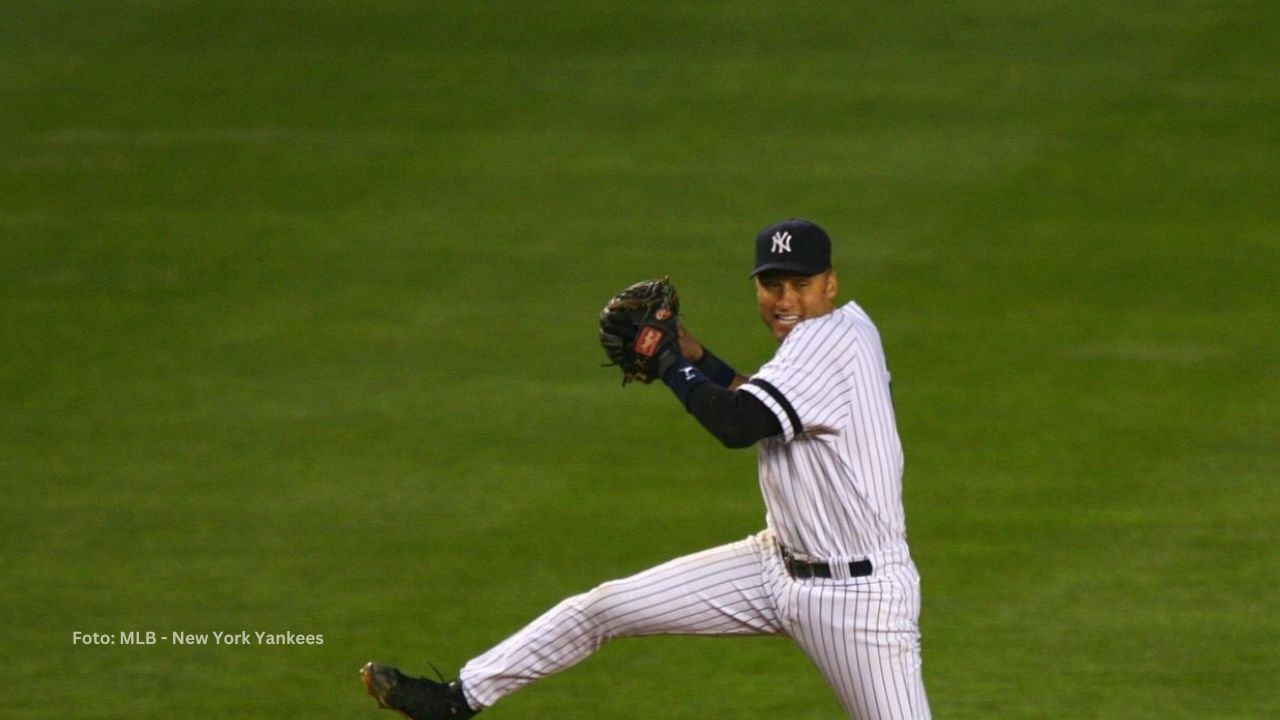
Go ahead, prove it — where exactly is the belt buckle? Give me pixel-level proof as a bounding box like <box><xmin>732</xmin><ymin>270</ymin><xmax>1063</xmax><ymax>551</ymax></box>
<box><xmin>781</xmin><ymin>546</ymin><xmax>823</xmax><ymax>579</ymax></box>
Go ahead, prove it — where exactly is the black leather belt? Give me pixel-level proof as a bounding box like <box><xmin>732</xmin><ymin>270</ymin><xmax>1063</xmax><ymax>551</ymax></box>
<box><xmin>781</xmin><ymin>547</ymin><xmax>873</xmax><ymax>579</ymax></box>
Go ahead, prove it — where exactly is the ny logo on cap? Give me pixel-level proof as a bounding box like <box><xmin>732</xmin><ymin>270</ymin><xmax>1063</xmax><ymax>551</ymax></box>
<box><xmin>771</xmin><ymin>231</ymin><xmax>792</xmax><ymax>253</ymax></box>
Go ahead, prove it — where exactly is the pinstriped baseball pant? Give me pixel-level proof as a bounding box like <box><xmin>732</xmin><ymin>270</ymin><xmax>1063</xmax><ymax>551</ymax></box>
<box><xmin>459</xmin><ymin>529</ymin><xmax>930</xmax><ymax>719</ymax></box>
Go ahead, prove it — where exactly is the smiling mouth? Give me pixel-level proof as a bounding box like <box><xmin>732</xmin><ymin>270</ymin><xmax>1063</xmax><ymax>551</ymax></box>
<box><xmin>775</xmin><ymin>314</ymin><xmax>801</xmax><ymax>327</ymax></box>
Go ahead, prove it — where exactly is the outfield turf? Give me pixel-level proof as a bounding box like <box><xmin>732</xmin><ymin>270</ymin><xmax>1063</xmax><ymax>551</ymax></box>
<box><xmin>2</xmin><ymin>2</ymin><xmax>1277</xmax><ymax>718</ymax></box>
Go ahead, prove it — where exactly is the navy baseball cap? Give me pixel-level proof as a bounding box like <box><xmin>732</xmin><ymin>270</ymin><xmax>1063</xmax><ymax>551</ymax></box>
<box><xmin>751</xmin><ymin>218</ymin><xmax>832</xmax><ymax>277</ymax></box>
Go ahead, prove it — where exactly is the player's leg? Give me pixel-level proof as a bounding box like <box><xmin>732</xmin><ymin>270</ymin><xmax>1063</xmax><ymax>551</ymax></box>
<box><xmin>784</xmin><ymin>558</ymin><xmax>930</xmax><ymax>719</ymax></box>
<box><xmin>458</xmin><ymin>531</ymin><xmax>784</xmax><ymax>710</ymax></box>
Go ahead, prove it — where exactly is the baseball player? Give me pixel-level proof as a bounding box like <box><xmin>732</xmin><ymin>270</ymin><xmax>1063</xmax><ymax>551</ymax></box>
<box><xmin>362</xmin><ymin>218</ymin><xmax>931</xmax><ymax>719</ymax></box>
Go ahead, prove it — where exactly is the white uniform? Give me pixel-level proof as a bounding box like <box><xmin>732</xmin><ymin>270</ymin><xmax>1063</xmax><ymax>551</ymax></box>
<box><xmin>460</xmin><ymin>301</ymin><xmax>930</xmax><ymax>719</ymax></box>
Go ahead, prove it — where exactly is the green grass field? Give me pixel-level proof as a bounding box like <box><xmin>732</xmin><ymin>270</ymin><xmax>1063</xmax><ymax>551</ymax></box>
<box><xmin>3</xmin><ymin>2</ymin><xmax>1277</xmax><ymax>718</ymax></box>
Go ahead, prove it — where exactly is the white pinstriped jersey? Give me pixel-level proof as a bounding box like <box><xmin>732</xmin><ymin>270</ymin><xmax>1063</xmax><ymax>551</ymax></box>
<box><xmin>459</xmin><ymin>300</ymin><xmax>929</xmax><ymax>719</ymax></box>
<box><xmin>740</xmin><ymin>301</ymin><xmax>906</xmax><ymax>560</ymax></box>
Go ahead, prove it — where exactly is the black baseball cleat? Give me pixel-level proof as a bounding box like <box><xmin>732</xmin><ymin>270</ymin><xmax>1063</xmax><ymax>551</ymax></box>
<box><xmin>360</xmin><ymin>662</ymin><xmax>478</xmax><ymax>719</ymax></box>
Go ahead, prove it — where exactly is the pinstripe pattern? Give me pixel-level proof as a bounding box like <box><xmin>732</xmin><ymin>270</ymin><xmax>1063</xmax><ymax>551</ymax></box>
<box><xmin>460</xmin><ymin>531</ymin><xmax>928</xmax><ymax>718</ymax></box>
<box><xmin>457</xmin><ymin>300</ymin><xmax>928</xmax><ymax>718</ymax></box>
<box><xmin>782</xmin><ymin>553</ymin><xmax>928</xmax><ymax>718</ymax></box>
<box><xmin>461</xmin><ymin>534</ymin><xmax>783</xmax><ymax>708</ymax></box>
<box><xmin>740</xmin><ymin>301</ymin><xmax>906</xmax><ymax>560</ymax></box>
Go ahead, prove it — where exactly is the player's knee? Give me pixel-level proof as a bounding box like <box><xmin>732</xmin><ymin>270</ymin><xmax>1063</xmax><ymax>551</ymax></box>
<box><xmin>565</xmin><ymin>581</ymin><xmax>631</xmax><ymax>637</ymax></box>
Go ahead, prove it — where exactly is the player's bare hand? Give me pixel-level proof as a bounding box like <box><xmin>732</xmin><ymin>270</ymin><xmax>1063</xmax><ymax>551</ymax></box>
<box><xmin>677</xmin><ymin>322</ymin><xmax>705</xmax><ymax>363</ymax></box>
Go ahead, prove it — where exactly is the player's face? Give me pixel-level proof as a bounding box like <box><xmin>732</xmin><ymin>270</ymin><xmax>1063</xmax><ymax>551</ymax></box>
<box><xmin>755</xmin><ymin>270</ymin><xmax>838</xmax><ymax>342</ymax></box>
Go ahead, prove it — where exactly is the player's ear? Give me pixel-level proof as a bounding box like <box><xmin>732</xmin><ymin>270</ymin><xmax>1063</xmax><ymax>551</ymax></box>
<box><xmin>824</xmin><ymin>270</ymin><xmax>838</xmax><ymax>300</ymax></box>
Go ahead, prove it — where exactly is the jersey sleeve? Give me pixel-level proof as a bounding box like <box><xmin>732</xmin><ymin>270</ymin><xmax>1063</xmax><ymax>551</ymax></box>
<box><xmin>685</xmin><ymin>381</ymin><xmax>784</xmax><ymax>448</ymax></box>
<box><xmin>739</xmin><ymin>317</ymin><xmax>855</xmax><ymax>443</ymax></box>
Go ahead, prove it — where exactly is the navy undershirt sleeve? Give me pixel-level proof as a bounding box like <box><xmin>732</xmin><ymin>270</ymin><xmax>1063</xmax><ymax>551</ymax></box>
<box><xmin>684</xmin><ymin>381</ymin><xmax>783</xmax><ymax>448</ymax></box>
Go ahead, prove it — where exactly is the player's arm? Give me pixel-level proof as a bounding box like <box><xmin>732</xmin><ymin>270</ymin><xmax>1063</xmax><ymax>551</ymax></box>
<box><xmin>680</xmin><ymin>381</ymin><xmax>781</xmax><ymax>448</ymax></box>
<box><xmin>677</xmin><ymin>323</ymin><xmax>750</xmax><ymax>389</ymax></box>
<box><xmin>660</xmin><ymin>351</ymin><xmax>781</xmax><ymax>448</ymax></box>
